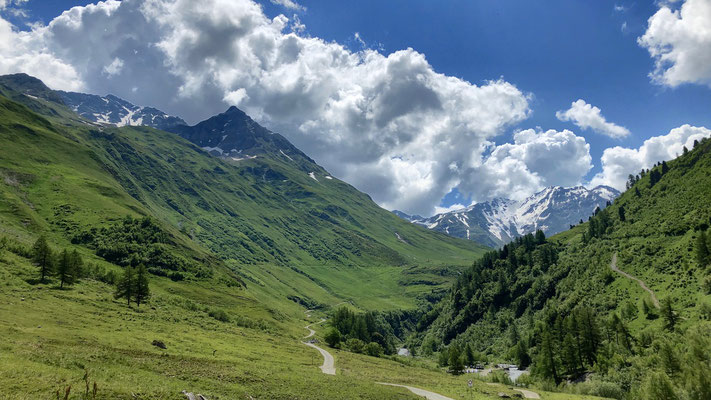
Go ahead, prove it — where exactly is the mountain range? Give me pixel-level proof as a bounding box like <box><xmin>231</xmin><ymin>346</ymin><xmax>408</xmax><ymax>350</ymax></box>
<box><xmin>394</xmin><ymin>185</ymin><xmax>619</xmax><ymax>247</ymax></box>
<box><xmin>58</xmin><ymin>90</ymin><xmax>187</xmax><ymax>131</ymax></box>
<box><xmin>51</xmin><ymin>84</ymin><xmax>622</xmax><ymax>250</ymax></box>
<box><xmin>0</xmin><ymin>72</ymin><xmax>486</xmax><ymax>311</ymax></box>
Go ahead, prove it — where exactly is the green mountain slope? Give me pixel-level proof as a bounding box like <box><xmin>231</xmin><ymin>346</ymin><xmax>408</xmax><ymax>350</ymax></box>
<box><xmin>0</xmin><ymin>74</ymin><xmax>521</xmax><ymax>399</ymax></box>
<box><xmin>0</xmin><ymin>74</ymin><xmax>487</xmax><ymax>311</ymax></box>
<box><xmin>412</xmin><ymin>138</ymin><xmax>711</xmax><ymax>398</ymax></box>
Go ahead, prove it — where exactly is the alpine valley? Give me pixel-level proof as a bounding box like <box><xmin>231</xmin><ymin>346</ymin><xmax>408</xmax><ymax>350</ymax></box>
<box><xmin>1</xmin><ymin>11</ymin><xmax>711</xmax><ymax>399</ymax></box>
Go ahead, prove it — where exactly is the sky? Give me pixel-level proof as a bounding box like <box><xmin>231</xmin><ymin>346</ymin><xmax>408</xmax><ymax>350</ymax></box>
<box><xmin>1</xmin><ymin>0</ymin><xmax>710</xmax><ymax>216</ymax></box>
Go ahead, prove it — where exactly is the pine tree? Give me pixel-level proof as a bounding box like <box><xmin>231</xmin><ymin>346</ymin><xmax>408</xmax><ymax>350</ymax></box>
<box><xmin>134</xmin><ymin>264</ymin><xmax>151</xmax><ymax>309</ymax></box>
<box><xmin>115</xmin><ymin>267</ymin><xmax>136</xmax><ymax>307</ymax></box>
<box><xmin>561</xmin><ymin>332</ymin><xmax>578</xmax><ymax>375</ymax></box>
<box><xmin>56</xmin><ymin>249</ymin><xmax>78</xmax><ymax>289</ymax></box>
<box><xmin>438</xmin><ymin>348</ymin><xmax>449</xmax><ymax>367</ymax></box>
<box><xmin>464</xmin><ymin>343</ymin><xmax>475</xmax><ymax>367</ymax></box>
<box><xmin>535</xmin><ymin>229</ymin><xmax>546</xmax><ymax>245</ymax></box>
<box><xmin>576</xmin><ymin>307</ymin><xmax>600</xmax><ymax>366</ymax></box>
<box><xmin>448</xmin><ymin>346</ymin><xmax>464</xmax><ymax>374</ymax></box>
<box><xmin>661</xmin><ymin>297</ymin><xmax>677</xmax><ymax>332</ymax></box>
<box><xmin>661</xmin><ymin>160</ymin><xmax>669</xmax><ymax>174</ymax></box>
<box><xmin>696</xmin><ymin>230</ymin><xmax>709</xmax><ymax>267</ymax></box>
<box><xmin>31</xmin><ymin>236</ymin><xmax>54</xmax><ymax>283</ymax></box>
<box><xmin>515</xmin><ymin>340</ymin><xmax>531</xmax><ymax>368</ymax></box>
<box><xmin>536</xmin><ymin>328</ymin><xmax>559</xmax><ymax>383</ymax></box>
<box><xmin>618</xmin><ymin>205</ymin><xmax>626</xmax><ymax>222</ymax></box>
<box><xmin>649</xmin><ymin>169</ymin><xmax>662</xmax><ymax>187</ymax></box>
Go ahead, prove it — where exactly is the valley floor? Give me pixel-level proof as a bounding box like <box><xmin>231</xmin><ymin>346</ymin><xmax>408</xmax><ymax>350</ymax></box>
<box><xmin>0</xmin><ymin>251</ymin><xmax>608</xmax><ymax>399</ymax></box>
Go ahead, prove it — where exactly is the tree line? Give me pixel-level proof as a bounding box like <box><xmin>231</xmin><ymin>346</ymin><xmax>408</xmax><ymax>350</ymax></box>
<box><xmin>26</xmin><ymin>235</ymin><xmax>150</xmax><ymax>308</ymax></box>
<box><xmin>323</xmin><ymin>307</ymin><xmax>398</xmax><ymax>357</ymax></box>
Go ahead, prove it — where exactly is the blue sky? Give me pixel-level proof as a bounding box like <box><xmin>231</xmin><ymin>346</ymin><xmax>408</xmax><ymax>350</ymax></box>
<box><xmin>4</xmin><ymin>0</ymin><xmax>711</xmax><ymax>214</ymax></box>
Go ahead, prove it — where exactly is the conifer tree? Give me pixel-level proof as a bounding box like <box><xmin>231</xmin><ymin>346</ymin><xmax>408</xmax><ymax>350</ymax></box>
<box><xmin>115</xmin><ymin>266</ymin><xmax>135</xmax><ymax>306</ymax></box>
<box><xmin>448</xmin><ymin>346</ymin><xmax>464</xmax><ymax>374</ymax></box>
<box><xmin>696</xmin><ymin>230</ymin><xmax>709</xmax><ymax>267</ymax></box>
<box><xmin>618</xmin><ymin>205</ymin><xmax>626</xmax><ymax>222</ymax></box>
<box><xmin>561</xmin><ymin>332</ymin><xmax>578</xmax><ymax>375</ymax></box>
<box><xmin>134</xmin><ymin>264</ymin><xmax>151</xmax><ymax>309</ymax></box>
<box><xmin>31</xmin><ymin>236</ymin><xmax>54</xmax><ymax>283</ymax></box>
<box><xmin>536</xmin><ymin>328</ymin><xmax>559</xmax><ymax>383</ymax></box>
<box><xmin>464</xmin><ymin>343</ymin><xmax>475</xmax><ymax>367</ymax></box>
<box><xmin>577</xmin><ymin>307</ymin><xmax>600</xmax><ymax>365</ymax></box>
<box><xmin>515</xmin><ymin>340</ymin><xmax>531</xmax><ymax>368</ymax></box>
<box><xmin>56</xmin><ymin>249</ymin><xmax>78</xmax><ymax>289</ymax></box>
<box><xmin>661</xmin><ymin>298</ymin><xmax>677</xmax><ymax>332</ymax></box>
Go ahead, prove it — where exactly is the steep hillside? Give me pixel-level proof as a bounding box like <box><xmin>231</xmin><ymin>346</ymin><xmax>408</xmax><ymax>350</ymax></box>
<box><xmin>0</xmin><ymin>74</ymin><xmax>513</xmax><ymax>400</ymax></box>
<box><xmin>395</xmin><ymin>186</ymin><xmax>619</xmax><ymax>247</ymax></box>
<box><xmin>0</xmin><ymin>74</ymin><xmax>487</xmax><ymax>310</ymax></box>
<box><xmin>412</xmin><ymin>138</ymin><xmax>711</xmax><ymax>398</ymax></box>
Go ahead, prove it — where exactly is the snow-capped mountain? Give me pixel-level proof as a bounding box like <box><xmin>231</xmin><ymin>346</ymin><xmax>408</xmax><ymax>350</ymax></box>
<box><xmin>59</xmin><ymin>91</ymin><xmax>187</xmax><ymax>131</ymax></box>
<box><xmin>168</xmin><ymin>106</ymin><xmax>319</xmax><ymax>171</ymax></box>
<box><xmin>394</xmin><ymin>185</ymin><xmax>620</xmax><ymax>247</ymax></box>
<box><xmin>58</xmin><ymin>91</ymin><xmax>317</xmax><ymax>171</ymax></box>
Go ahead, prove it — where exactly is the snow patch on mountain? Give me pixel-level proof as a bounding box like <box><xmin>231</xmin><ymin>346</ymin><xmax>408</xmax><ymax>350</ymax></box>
<box><xmin>394</xmin><ymin>185</ymin><xmax>620</xmax><ymax>247</ymax></box>
<box><xmin>59</xmin><ymin>91</ymin><xmax>186</xmax><ymax>131</ymax></box>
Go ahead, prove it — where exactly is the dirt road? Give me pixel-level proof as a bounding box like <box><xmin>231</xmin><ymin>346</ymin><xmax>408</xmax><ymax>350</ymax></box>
<box><xmin>610</xmin><ymin>253</ymin><xmax>660</xmax><ymax>308</ymax></box>
<box><xmin>376</xmin><ymin>383</ymin><xmax>455</xmax><ymax>400</ymax></box>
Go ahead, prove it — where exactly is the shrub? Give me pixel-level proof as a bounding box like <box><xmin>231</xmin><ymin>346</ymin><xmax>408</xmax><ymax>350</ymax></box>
<box><xmin>345</xmin><ymin>338</ymin><xmax>365</xmax><ymax>353</ymax></box>
<box><xmin>364</xmin><ymin>342</ymin><xmax>383</xmax><ymax>357</ymax></box>
<box><xmin>324</xmin><ymin>328</ymin><xmax>341</xmax><ymax>348</ymax></box>
<box><xmin>702</xmin><ymin>276</ymin><xmax>711</xmax><ymax>295</ymax></box>
<box><xmin>575</xmin><ymin>381</ymin><xmax>625</xmax><ymax>400</ymax></box>
<box><xmin>208</xmin><ymin>308</ymin><xmax>230</xmax><ymax>322</ymax></box>
<box><xmin>489</xmin><ymin>370</ymin><xmax>512</xmax><ymax>385</ymax></box>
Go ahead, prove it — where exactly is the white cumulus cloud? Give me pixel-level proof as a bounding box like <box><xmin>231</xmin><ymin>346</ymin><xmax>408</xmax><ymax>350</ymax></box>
<box><xmin>0</xmin><ymin>16</ymin><xmax>83</xmax><ymax>91</ymax></box>
<box><xmin>0</xmin><ymin>0</ymin><xmax>604</xmax><ymax>216</ymax></box>
<box><xmin>0</xmin><ymin>0</ymin><xmax>28</xmax><ymax>10</ymax></box>
<box><xmin>459</xmin><ymin>129</ymin><xmax>593</xmax><ymax>202</ymax></box>
<box><xmin>638</xmin><ymin>0</ymin><xmax>711</xmax><ymax>88</ymax></box>
<box><xmin>556</xmin><ymin>99</ymin><xmax>630</xmax><ymax>139</ymax></box>
<box><xmin>589</xmin><ymin>124</ymin><xmax>711</xmax><ymax>190</ymax></box>
<box><xmin>270</xmin><ymin>0</ymin><xmax>304</xmax><ymax>11</ymax></box>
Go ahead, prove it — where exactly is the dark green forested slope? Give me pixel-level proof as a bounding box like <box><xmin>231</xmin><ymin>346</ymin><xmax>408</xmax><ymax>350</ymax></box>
<box><xmin>413</xmin><ymin>138</ymin><xmax>711</xmax><ymax>399</ymax></box>
<box><xmin>0</xmin><ymin>75</ymin><xmax>487</xmax><ymax>310</ymax></box>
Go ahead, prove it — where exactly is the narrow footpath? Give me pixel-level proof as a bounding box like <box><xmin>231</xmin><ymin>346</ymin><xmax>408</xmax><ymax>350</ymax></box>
<box><xmin>610</xmin><ymin>253</ymin><xmax>660</xmax><ymax>308</ymax></box>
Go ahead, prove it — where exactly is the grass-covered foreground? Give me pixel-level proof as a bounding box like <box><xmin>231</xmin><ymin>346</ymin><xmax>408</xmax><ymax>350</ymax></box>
<box><xmin>1</xmin><ymin>248</ymin><xmax>606</xmax><ymax>399</ymax></box>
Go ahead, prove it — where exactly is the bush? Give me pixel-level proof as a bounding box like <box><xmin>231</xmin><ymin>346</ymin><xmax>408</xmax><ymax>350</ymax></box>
<box><xmin>702</xmin><ymin>276</ymin><xmax>711</xmax><ymax>294</ymax></box>
<box><xmin>575</xmin><ymin>381</ymin><xmax>625</xmax><ymax>400</ymax></box>
<box><xmin>324</xmin><ymin>328</ymin><xmax>341</xmax><ymax>348</ymax></box>
<box><xmin>208</xmin><ymin>308</ymin><xmax>230</xmax><ymax>322</ymax></box>
<box><xmin>345</xmin><ymin>338</ymin><xmax>365</xmax><ymax>353</ymax></box>
<box><xmin>489</xmin><ymin>370</ymin><xmax>512</xmax><ymax>385</ymax></box>
<box><xmin>364</xmin><ymin>342</ymin><xmax>383</xmax><ymax>357</ymax></box>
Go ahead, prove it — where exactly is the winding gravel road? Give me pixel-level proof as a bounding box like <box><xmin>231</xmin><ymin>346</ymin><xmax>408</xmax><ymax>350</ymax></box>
<box><xmin>514</xmin><ymin>388</ymin><xmax>541</xmax><ymax>399</ymax></box>
<box><xmin>304</xmin><ymin>341</ymin><xmax>336</xmax><ymax>375</ymax></box>
<box><xmin>610</xmin><ymin>253</ymin><xmax>660</xmax><ymax>308</ymax></box>
<box><xmin>376</xmin><ymin>383</ymin><xmax>455</xmax><ymax>400</ymax></box>
<box><xmin>302</xmin><ymin>312</ymin><xmax>456</xmax><ymax>399</ymax></box>
<box><xmin>303</xmin><ymin>318</ymin><xmax>335</xmax><ymax>375</ymax></box>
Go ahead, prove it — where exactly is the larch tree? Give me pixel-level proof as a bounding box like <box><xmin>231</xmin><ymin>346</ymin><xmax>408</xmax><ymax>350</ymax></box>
<box><xmin>31</xmin><ymin>236</ymin><xmax>54</xmax><ymax>283</ymax></box>
<box><xmin>115</xmin><ymin>266</ymin><xmax>135</xmax><ymax>307</ymax></box>
<box><xmin>134</xmin><ymin>264</ymin><xmax>151</xmax><ymax>309</ymax></box>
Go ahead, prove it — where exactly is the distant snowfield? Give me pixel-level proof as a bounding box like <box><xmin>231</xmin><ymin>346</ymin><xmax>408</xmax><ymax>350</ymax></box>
<box><xmin>397</xmin><ymin>185</ymin><xmax>619</xmax><ymax>246</ymax></box>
